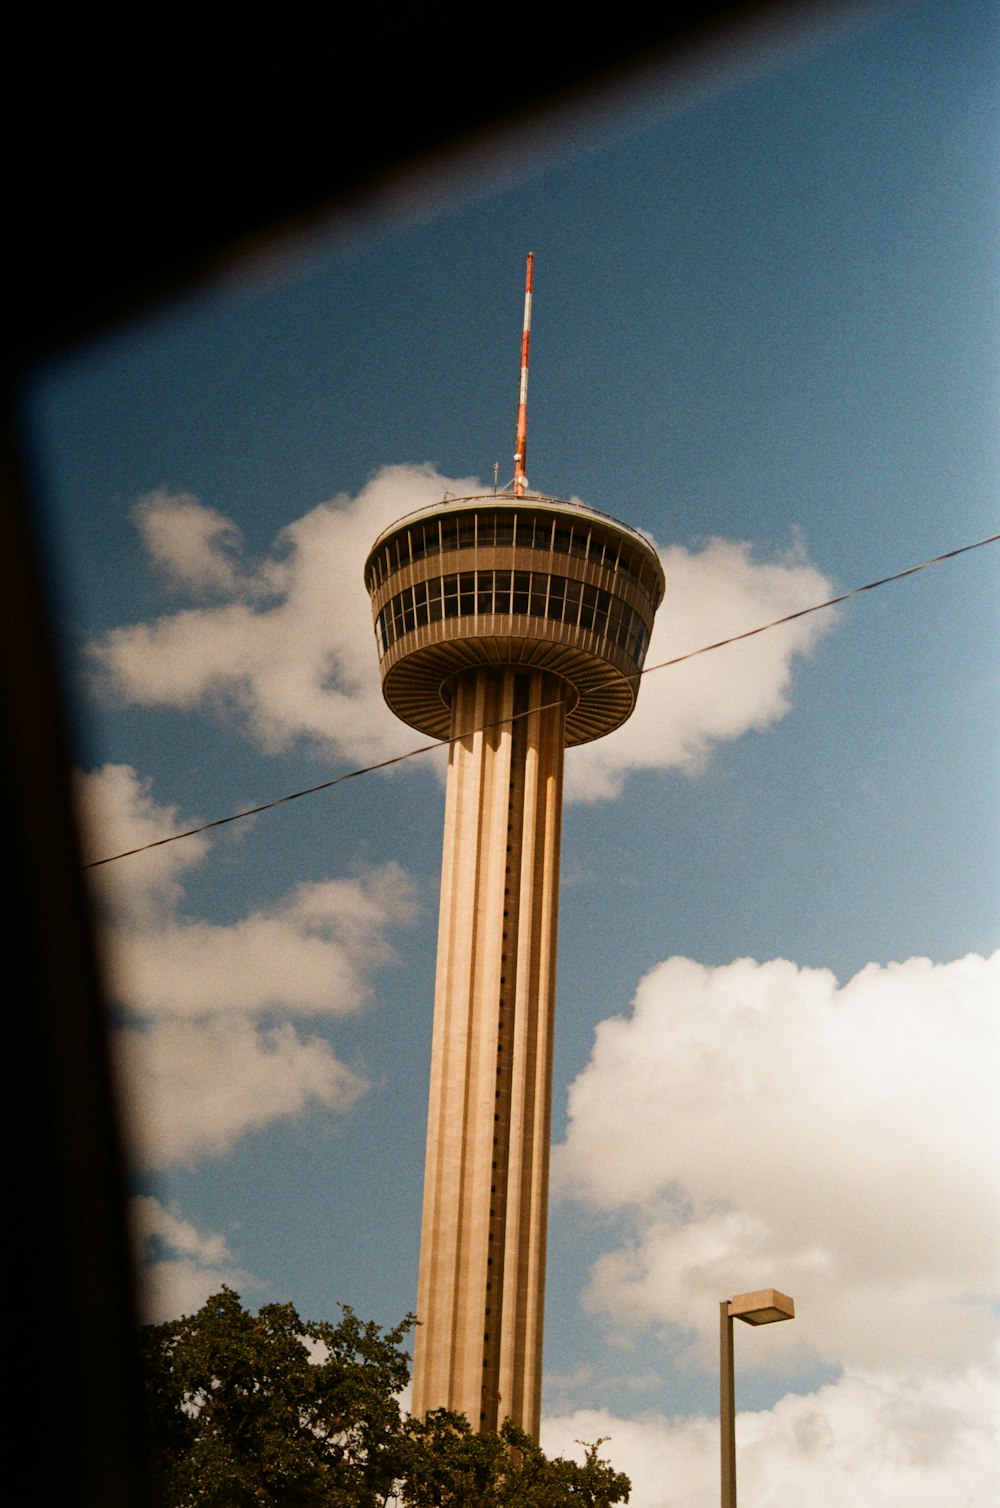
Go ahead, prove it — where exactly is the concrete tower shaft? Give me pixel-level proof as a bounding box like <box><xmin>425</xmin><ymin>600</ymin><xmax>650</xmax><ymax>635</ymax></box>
<box><xmin>417</xmin><ymin>667</ymin><xmax>563</xmax><ymax>1434</ymax></box>
<box><xmin>365</xmin><ymin>492</ymin><xmax>663</xmax><ymax>1438</ymax></box>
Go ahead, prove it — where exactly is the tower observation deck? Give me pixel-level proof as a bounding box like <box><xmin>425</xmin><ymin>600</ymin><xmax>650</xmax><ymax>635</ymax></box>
<box><xmin>366</xmin><ymin>492</ymin><xmax>663</xmax><ymax>745</ymax></box>
<box><xmin>364</xmin><ymin>263</ymin><xmax>664</xmax><ymax>1439</ymax></box>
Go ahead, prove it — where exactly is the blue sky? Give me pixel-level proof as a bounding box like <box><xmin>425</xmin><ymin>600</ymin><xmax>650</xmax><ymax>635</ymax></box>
<box><xmin>22</xmin><ymin>2</ymin><xmax>998</xmax><ymax>1503</ymax></box>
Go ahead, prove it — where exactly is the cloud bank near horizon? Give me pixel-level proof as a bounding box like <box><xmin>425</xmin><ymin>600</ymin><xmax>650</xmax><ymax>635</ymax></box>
<box><xmin>544</xmin><ymin>947</ymin><xmax>999</xmax><ymax>1506</ymax></box>
<box><xmin>541</xmin><ymin>1363</ymin><xmax>998</xmax><ymax>1508</ymax></box>
<box><xmin>554</xmin><ymin>950</ymin><xmax>999</xmax><ymax>1378</ymax></box>
<box><xmin>77</xmin><ymin>763</ymin><xmax>419</xmax><ymax>1168</ymax></box>
<box><xmin>87</xmin><ymin>467</ymin><xmax>836</xmax><ymax>801</ymax></box>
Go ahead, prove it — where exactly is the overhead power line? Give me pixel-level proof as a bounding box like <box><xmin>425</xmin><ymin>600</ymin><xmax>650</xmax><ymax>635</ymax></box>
<box><xmin>83</xmin><ymin>530</ymin><xmax>999</xmax><ymax>870</ymax></box>
<box><xmin>639</xmin><ymin>530</ymin><xmax>999</xmax><ymax>679</ymax></box>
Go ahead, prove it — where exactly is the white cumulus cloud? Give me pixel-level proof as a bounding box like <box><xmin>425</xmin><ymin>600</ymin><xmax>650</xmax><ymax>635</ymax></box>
<box><xmin>117</xmin><ymin>1017</ymin><xmax>368</xmax><ymax>1166</ymax></box>
<box><xmin>131</xmin><ymin>1194</ymin><xmax>256</xmax><ymax>1322</ymax></box>
<box><xmin>133</xmin><ymin>488</ymin><xmax>251</xmax><ymax>599</ymax></box>
<box><xmin>555</xmin><ymin>951</ymin><xmax>1000</xmax><ymax>1377</ymax></box>
<box><xmin>88</xmin><ymin>465</ymin><xmax>480</xmax><ymax>764</ymax></box>
<box><xmin>87</xmin><ymin>470</ymin><xmax>835</xmax><ymax>798</ymax></box>
<box><xmin>77</xmin><ymin>761</ymin><xmax>210</xmax><ymax>927</ymax></box>
<box><xmin>542</xmin><ymin>1364</ymin><xmax>1000</xmax><ymax>1508</ymax></box>
<box><xmin>100</xmin><ymin>871</ymin><xmax>418</xmax><ymax>1020</ymax></box>
<box><xmin>565</xmin><ymin>536</ymin><xmax>835</xmax><ymax>800</ymax></box>
<box><xmin>77</xmin><ymin>763</ymin><xmax>419</xmax><ymax>1168</ymax></box>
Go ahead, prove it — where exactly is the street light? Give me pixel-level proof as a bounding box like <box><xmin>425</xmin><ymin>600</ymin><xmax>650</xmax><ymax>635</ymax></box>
<box><xmin>720</xmin><ymin>1289</ymin><xmax>795</xmax><ymax>1508</ymax></box>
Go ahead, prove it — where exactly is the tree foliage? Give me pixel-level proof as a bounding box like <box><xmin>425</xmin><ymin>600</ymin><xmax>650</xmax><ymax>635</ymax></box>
<box><xmin>139</xmin><ymin>1288</ymin><xmax>629</xmax><ymax>1507</ymax></box>
<box><xmin>140</xmin><ymin>1286</ymin><xmax>412</xmax><ymax>1506</ymax></box>
<box><xmin>400</xmin><ymin>1411</ymin><xmax>630</xmax><ymax>1507</ymax></box>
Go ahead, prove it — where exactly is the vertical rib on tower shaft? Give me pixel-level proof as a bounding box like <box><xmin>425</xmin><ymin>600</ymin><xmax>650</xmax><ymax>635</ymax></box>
<box><xmin>412</xmin><ymin>666</ymin><xmax>564</xmax><ymax>1438</ymax></box>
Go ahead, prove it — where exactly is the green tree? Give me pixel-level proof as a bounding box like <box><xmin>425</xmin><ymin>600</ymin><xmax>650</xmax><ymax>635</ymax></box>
<box><xmin>400</xmin><ymin>1411</ymin><xmax>630</xmax><ymax>1507</ymax></box>
<box><xmin>140</xmin><ymin>1286</ymin><xmax>411</xmax><ymax>1506</ymax></box>
<box><xmin>140</xmin><ymin>1288</ymin><xmax>630</xmax><ymax>1506</ymax></box>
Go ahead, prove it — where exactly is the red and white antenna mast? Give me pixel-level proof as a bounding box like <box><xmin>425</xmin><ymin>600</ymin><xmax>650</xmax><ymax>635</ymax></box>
<box><xmin>513</xmin><ymin>252</ymin><xmax>533</xmax><ymax>496</ymax></box>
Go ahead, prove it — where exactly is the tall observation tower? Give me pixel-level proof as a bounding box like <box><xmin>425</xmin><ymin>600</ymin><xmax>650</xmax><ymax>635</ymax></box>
<box><xmin>364</xmin><ymin>257</ymin><xmax>664</xmax><ymax>1439</ymax></box>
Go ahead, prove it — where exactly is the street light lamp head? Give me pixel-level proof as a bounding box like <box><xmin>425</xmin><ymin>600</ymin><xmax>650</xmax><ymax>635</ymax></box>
<box><xmin>720</xmin><ymin>1289</ymin><xmax>795</xmax><ymax>1508</ymax></box>
<box><xmin>727</xmin><ymin>1288</ymin><xmax>795</xmax><ymax>1325</ymax></box>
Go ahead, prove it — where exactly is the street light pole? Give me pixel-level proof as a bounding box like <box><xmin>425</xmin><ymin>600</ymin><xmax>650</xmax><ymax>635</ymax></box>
<box><xmin>720</xmin><ymin>1301</ymin><xmax>737</xmax><ymax>1508</ymax></box>
<box><xmin>719</xmin><ymin>1289</ymin><xmax>795</xmax><ymax>1508</ymax></box>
